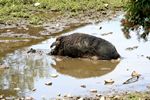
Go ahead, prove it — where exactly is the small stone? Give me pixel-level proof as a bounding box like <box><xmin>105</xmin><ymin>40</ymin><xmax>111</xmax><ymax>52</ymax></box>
<box><xmin>7</xmin><ymin>30</ymin><xmax>11</xmax><ymax>32</ymax></box>
<box><xmin>76</xmin><ymin>96</ymin><xmax>81</xmax><ymax>99</ymax></box>
<box><xmin>32</xmin><ymin>88</ymin><xmax>36</xmax><ymax>91</ymax></box>
<box><xmin>5</xmin><ymin>96</ymin><xmax>15</xmax><ymax>100</ymax></box>
<box><xmin>41</xmin><ymin>96</ymin><xmax>46</xmax><ymax>100</ymax></box>
<box><xmin>96</xmin><ymin>94</ymin><xmax>102</xmax><ymax>97</ymax></box>
<box><xmin>66</xmin><ymin>94</ymin><xmax>73</xmax><ymax>98</ymax></box>
<box><xmin>78</xmin><ymin>97</ymin><xmax>84</xmax><ymax>100</ymax></box>
<box><xmin>34</xmin><ymin>2</ymin><xmax>40</xmax><ymax>7</ymax></box>
<box><xmin>99</xmin><ymin>26</ymin><xmax>102</xmax><ymax>30</ymax></box>
<box><xmin>90</xmin><ymin>89</ymin><xmax>97</xmax><ymax>93</ymax></box>
<box><xmin>113</xmin><ymin>95</ymin><xmax>120</xmax><ymax>99</ymax></box>
<box><xmin>102</xmin><ymin>11</ymin><xmax>107</xmax><ymax>15</ymax></box>
<box><xmin>104</xmin><ymin>79</ymin><xmax>114</xmax><ymax>85</ymax></box>
<box><xmin>0</xmin><ymin>64</ymin><xmax>9</xmax><ymax>69</ymax></box>
<box><xmin>27</xmin><ymin>48</ymin><xmax>36</xmax><ymax>53</ymax></box>
<box><xmin>50</xmin><ymin>74</ymin><xmax>58</xmax><ymax>78</ymax></box>
<box><xmin>146</xmin><ymin>56</ymin><xmax>150</xmax><ymax>60</ymax></box>
<box><xmin>126</xmin><ymin>46</ymin><xmax>138</xmax><ymax>51</ymax></box>
<box><xmin>25</xmin><ymin>96</ymin><xmax>34</xmax><ymax>100</ymax></box>
<box><xmin>104</xmin><ymin>3</ymin><xmax>109</xmax><ymax>8</ymax></box>
<box><xmin>14</xmin><ymin>88</ymin><xmax>20</xmax><ymax>91</ymax></box>
<box><xmin>147</xmin><ymin>85</ymin><xmax>150</xmax><ymax>89</ymax></box>
<box><xmin>100</xmin><ymin>67</ymin><xmax>111</xmax><ymax>71</ymax></box>
<box><xmin>15</xmin><ymin>98</ymin><xmax>20</xmax><ymax>100</ymax></box>
<box><xmin>91</xmin><ymin>56</ymin><xmax>99</xmax><ymax>60</ymax></box>
<box><xmin>100</xmin><ymin>96</ymin><xmax>105</xmax><ymax>100</ymax></box>
<box><xmin>111</xmin><ymin>58</ymin><xmax>120</xmax><ymax>63</ymax></box>
<box><xmin>19</xmin><ymin>97</ymin><xmax>25</xmax><ymax>100</ymax></box>
<box><xmin>45</xmin><ymin>82</ymin><xmax>52</xmax><ymax>86</ymax></box>
<box><xmin>56</xmin><ymin>24</ymin><xmax>60</xmax><ymax>27</ymax></box>
<box><xmin>101</xmin><ymin>32</ymin><xmax>113</xmax><ymax>36</ymax></box>
<box><xmin>57</xmin><ymin>94</ymin><xmax>61</xmax><ymax>96</ymax></box>
<box><xmin>0</xmin><ymin>95</ymin><xmax>4</xmax><ymax>99</ymax></box>
<box><xmin>80</xmin><ymin>84</ymin><xmax>86</xmax><ymax>88</ymax></box>
<box><xmin>56</xmin><ymin>58</ymin><xmax>62</xmax><ymax>62</ymax></box>
<box><xmin>63</xmin><ymin>94</ymin><xmax>67</xmax><ymax>97</ymax></box>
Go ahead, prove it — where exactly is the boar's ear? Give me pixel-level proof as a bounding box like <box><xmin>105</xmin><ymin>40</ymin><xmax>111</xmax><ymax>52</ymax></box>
<box><xmin>56</xmin><ymin>35</ymin><xmax>66</xmax><ymax>41</ymax></box>
<box><xmin>56</xmin><ymin>36</ymin><xmax>62</xmax><ymax>41</ymax></box>
<box><xmin>55</xmin><ymin>41</ymin><xmax>60</xmax><ymax>46</ymax></box>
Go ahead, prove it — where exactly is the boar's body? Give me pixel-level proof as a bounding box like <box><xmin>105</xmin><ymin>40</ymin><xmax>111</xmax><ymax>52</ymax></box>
<box><xmin>50</xmin><ymin>33</ymin><xmax>120</xmax><ymax>60</ymax></box>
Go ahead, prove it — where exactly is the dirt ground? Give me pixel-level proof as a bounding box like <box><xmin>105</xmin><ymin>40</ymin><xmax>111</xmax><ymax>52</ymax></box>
<box><xmin>0</xmin><ymin>9</ymin><xmax>119</xmax><ymax>57</ymax></box>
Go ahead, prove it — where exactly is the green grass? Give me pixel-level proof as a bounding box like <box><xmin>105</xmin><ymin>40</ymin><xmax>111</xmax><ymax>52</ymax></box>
<box><xmin>123</xmin><ymin>0</ymin><xmax>150</xmax><ymax>39</ymax></box>
<box><xmin>0</xmin><ymin>0</ymin><xmax>126</xmax><ymax>25</ymax></box>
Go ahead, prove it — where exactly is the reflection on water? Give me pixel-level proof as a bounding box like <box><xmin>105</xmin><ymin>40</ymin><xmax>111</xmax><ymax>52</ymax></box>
<box><xmin>52</xmin><ymin>57</ymin><xmax>118</xmax><ymax>78</ymax></box>
<box><xmin>0</xmin><ymin>49</ymin><xmax>54</xmax><ymax>98</ymax></box>
<box><xmin>0</xmin><ymin>14</ymin><xmax>150</xmax><ymax>99</ymax></box>
<box><xmin>0</xmin><ymin>48</ymin><xmax>118</xmax><ymax>99</ymax></box>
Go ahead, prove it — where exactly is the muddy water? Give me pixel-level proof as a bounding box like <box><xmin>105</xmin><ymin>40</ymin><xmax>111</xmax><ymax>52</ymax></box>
<box><xmin>1</xmin><ymin>15</ymin><xmax>150</xmax><ymax>99</ymax></box>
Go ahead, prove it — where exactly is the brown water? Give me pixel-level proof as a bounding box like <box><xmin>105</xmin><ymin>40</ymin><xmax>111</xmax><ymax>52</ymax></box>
<box><xmin>1</xmin><ymin>15</ymin><xmax>150</xmax><ymax>99</ymax></box>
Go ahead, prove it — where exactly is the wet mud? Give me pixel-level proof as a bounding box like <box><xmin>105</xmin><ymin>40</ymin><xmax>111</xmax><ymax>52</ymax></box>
<box><xmin>0</xmin><ymin>12</ymin><xmax>150</xmax><ymax>99</ymax></box>
<box><xmin>0</xmin><ymin>10</ymin><xmax>116</xmax><ymax>58</ymax></box>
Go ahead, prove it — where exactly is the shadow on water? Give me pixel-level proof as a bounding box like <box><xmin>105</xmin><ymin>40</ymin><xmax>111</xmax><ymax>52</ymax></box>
<box><xmin>0</xmin><ymin>49</ymin><xmax>53</xmax><ymax>98</ymax></box>
<box><xmin>52</xmin><ymin>57</ymin><xmax>118</xmax><ymax>78</ymax></box>
<box><xmin>0</xmin><ymin>25</ymin><xmax>45</xmax><ymax>58</ymax></box>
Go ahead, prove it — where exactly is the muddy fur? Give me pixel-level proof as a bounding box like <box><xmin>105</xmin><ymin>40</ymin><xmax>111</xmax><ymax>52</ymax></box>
<box><xmin>50</xmin><ymin>33</ymin><xmax>120</xmax><ymax>60</ymax></box>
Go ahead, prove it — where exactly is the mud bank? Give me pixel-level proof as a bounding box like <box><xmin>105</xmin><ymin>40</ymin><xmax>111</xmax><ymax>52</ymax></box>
<box><xmin>1</xmin><ymin>13</ymin><xmax>150</xmax><ymax>99</ymax></box>
<box><xmin>0</xmin><ymin>10</ymin><xmax>121</xmax><ymax>58</ymax></box>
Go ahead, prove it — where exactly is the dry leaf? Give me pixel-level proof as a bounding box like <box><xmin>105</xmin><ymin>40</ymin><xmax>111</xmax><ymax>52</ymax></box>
<box><xmin>90</xmin><ymin>89</ymin><xmax>97</xmax><ymax>93</ymax></box>
<box><xmin>131</xmin><ymin>71</ymin><xmax>141</xmax><ymax>77</ymax></box>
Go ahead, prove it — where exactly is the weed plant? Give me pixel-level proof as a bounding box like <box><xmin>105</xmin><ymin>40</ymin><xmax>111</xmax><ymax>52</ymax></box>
<box><xmin>123</xmin><ymin>0</ymin><xmax>150</xmax><ymax>39</ymax></box>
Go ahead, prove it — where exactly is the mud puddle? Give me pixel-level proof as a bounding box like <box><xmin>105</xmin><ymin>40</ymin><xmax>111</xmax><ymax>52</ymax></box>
<box><xmin>1</xmin><ymin>15</ymin><xmax>150</xmax><ymax>99</ymax></box>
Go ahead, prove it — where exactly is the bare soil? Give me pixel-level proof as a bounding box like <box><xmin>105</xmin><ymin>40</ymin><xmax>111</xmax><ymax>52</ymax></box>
<box><xmin>0</xmin><ymin>9</ymin><xmax>120</xmax><ymax>58</ymax></box>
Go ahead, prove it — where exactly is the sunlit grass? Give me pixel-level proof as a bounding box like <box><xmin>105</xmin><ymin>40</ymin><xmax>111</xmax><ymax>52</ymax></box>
<box><xmin>0</xmin><ymin>0</ymin><xmax>127</xmax><ymax>25</ymax></box>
